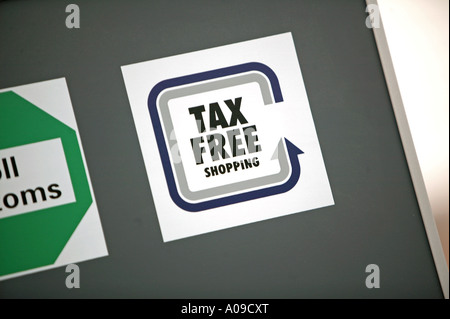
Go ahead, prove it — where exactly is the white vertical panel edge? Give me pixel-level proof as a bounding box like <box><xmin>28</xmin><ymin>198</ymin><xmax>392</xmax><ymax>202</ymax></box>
<box><xmin>366</xmin><ymin>0</ymin><xmax>448</xmax><ymax>299</ymax></box>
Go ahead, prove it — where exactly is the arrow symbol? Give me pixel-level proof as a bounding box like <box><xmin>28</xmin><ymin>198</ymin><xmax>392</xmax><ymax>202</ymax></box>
<box><xmin>281</xmin><ymin>138</ymin><xmax>304</xmax><ymax>193</ymax></box>
<box><xmin>148</xmin><ymin>62</ymin><xmax>304</xmax><ymax>212</ymax></box>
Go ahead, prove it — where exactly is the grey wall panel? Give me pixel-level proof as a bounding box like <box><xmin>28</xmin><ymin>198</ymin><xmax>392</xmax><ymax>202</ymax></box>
<box><xmin>0</xmin><ymin>0</ymin><xmax>443</xmax><ymax>298</ymax></box>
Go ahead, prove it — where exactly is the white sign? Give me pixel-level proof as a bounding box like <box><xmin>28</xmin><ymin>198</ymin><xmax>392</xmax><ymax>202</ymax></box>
<box><xmin>0</xmin><ymin>78</ymin><xmax>108</xmax><ymax>281</ymax></box>
<box><xmin>122</xmin><ymin>32</ymin><xmax>334</xmax><ymax>242</ymax></box>
<box><xmin>0</xmin><ymin>139</ymin><xmax>76</xmax><ymax>219</ymax></box>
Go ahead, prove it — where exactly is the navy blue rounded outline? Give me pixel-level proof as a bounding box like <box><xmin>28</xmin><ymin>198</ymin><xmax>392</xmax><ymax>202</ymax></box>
<box><xmin>148</xmin><ymin>62</ymin><xmax>303</xmax><ymax>212</ymax></box>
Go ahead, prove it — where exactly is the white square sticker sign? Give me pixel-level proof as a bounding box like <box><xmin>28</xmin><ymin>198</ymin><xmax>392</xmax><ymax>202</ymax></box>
<box><xmin>0</xmin><ymin>78</ymin><xmax>108</xmax><ymax>280</ymax></box>
<box><xmin>121</xmin><ymin>32</ymin><xmax>334</xmax><ymax>242</ymax></box>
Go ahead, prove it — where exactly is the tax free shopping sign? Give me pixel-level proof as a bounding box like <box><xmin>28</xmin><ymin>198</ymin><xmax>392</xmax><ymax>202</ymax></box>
<box><xmin>122</xmin><ymin>33</ymin><xmax>334</xmax><ymax>242</ymax></box>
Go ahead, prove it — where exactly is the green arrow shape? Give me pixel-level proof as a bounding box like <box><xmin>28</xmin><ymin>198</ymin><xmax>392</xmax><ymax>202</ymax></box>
<box><xmin>0</xmin><ymin>91</ymin><xmax>92</xmax><ymax>276</ymax></box>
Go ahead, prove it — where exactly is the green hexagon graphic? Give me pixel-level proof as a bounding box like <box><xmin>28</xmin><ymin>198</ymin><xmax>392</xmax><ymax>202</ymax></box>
<box><xmin>0</xmin><ymin>91</ymin><xmax>92</xmax><ymax>276</ymax></box>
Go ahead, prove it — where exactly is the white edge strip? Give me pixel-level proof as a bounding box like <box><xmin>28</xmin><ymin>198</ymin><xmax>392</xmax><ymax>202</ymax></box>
<box><xmin>366</xmin><ymin>0</ymin><xmax>449</xmax><ymax>299</ymax></box>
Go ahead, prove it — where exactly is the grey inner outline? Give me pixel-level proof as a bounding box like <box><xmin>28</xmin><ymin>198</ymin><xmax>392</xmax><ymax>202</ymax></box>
<box><xmin>158</xmin><ymin>71</ymin><xmax>291</xmax><ymax>202</ymax></box>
